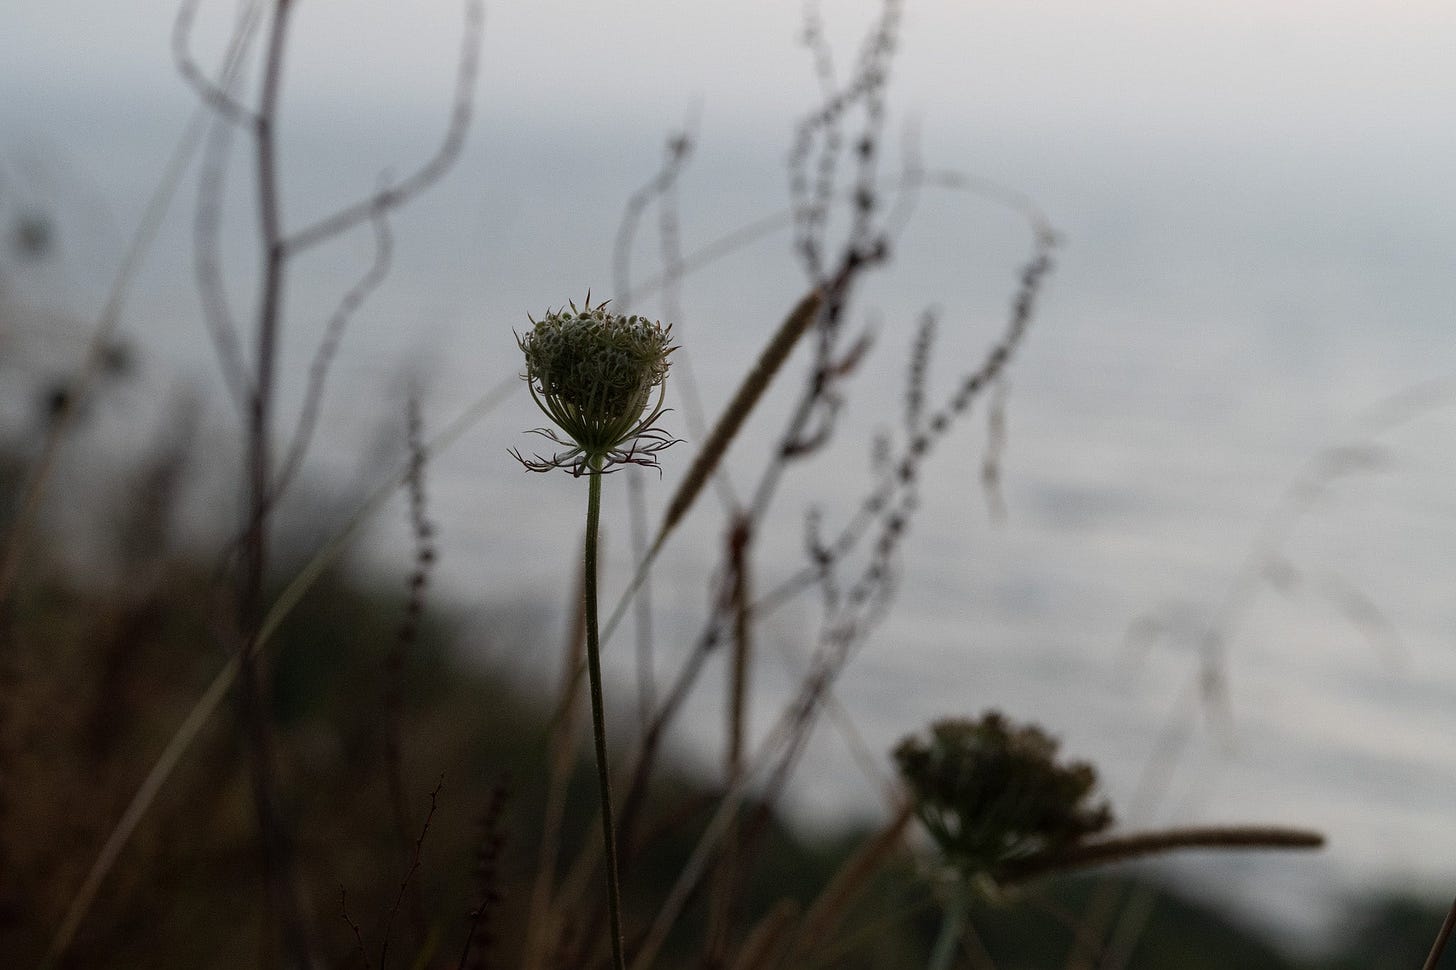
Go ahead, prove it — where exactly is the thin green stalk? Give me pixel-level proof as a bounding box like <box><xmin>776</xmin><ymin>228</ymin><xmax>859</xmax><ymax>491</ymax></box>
<box><xmin>927</xmin><ymin>881</ymin><xmax>969</xmax><ymax>970</ymax></box>
<box><xmin>584</xmin><ymin>458</ymin><xmax>627</xmax><ymax>970</ymax></box>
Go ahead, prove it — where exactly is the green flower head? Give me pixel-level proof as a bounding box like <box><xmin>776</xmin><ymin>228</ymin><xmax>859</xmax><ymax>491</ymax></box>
<box><xmin>894</xmin><ymin>712</ymin><xmax>1112</xmax><ymax>883</ymax></box>
<box><xmin>512</xmin><ymin>295</ymin><xmax>679</xmax><ymax>476</ymax></box>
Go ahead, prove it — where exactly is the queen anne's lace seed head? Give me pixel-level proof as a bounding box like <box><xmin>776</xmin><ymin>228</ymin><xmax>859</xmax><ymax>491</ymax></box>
<box><xmin>512</xmin><ymin>295</ymin><xmax>680</xmax><ymax>476</ymax></box>
<box><xmin>894</xmin><ymin>712</ymin><xmax>1112</xmax><ymax>885</ymax></box>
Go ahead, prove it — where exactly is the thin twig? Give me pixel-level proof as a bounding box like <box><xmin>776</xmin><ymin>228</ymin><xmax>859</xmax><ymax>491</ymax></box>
<box><xmin>1026</xmin><ymin>892</ymin><xmax>1111</xmax><ymax>970</ymax></box>
<box><xmin>624</xmin><ymin>469</ymin><xmax>656</xmax><ymax>733</ymax></box>
<box><xmin>341</xmin><ymin>889</ymin><xmax>374</xmax><ymax>970</ymax></box>
<box><xmin>980</xmin><ymin>375</ymin><xmax>1009</xmax><ymax>522</ymax></box>
<box><xmin>728</xmin><ymin>899</ymin><xmax>799</xmax><ymax>970</ymax></box>
<box><xmin>725</xmin><ymin>514</ymin><xmax>753</xmax><ymax>781</ymax></box>
<box><xmin>285</xmin><ymin>0</ymin><xmax>483</xmax><ymax>254</ymax></box>
<box><xmin>610</xmin><ymin>126</ymin><xmax>717</xmax><ymax>741</ymax></box>
<box><xmin>652</xmin><ymin>123</ymin><xmax>716</xmax><ymax>465</ymax></box>
<box><xmin>383</xmin><ymin>399</ymin><xmax>437</xmax><ymax>948</ymax></box>
<box><xmin>622</xmin><ymin>168</ymin><xmax>1052</xmax><ymax>307</ymax></box>
<box><xmin>1095</xmin><ymin>885</ymin><xmax>1161</xmax><ymax>970</ymax></box>
<box><xmin>379</xmin><ymin>777</ymin><xmax>444</xmax><ymax>970</ymax></box>
<box><xmin>173</xmin><ymin>0</ymin><xmax>259</xmax><ymax>125</ymax></box>
<box><xmin>613</xmin><ymin>121</ymin><xmax>719</xmax><ymax>480</ymax></box>
<box><xmin>274</xmin><ymin>194</ymin><xmax>394</xmax><ymax>500</ymax></box>
<box><xmin>1423</xmin><ymin>896</ymin><xmax>1456</xmax><ymax>970</ymax></box>
<box><xmin>457</xmin><ymin>779</ymin><xmax>511</xmax><ymax>970</ymax></box>
<box><xmin>190</xmin><ymin>4</ymin><xmax>259</xmax><ymax>410</ymax></box>
<box><xmin>234</xmin><ymin>4</ymin><xmax>314</xmax><ymax>963</ymax></box>
<box><xmin>798</xmin><ymin>886</ymin><xmax>943</xmax><ymax>970</ymax></box>
<box><xmin>785</xmin><ymin>801</ymin><xmax>913</xmax><ymax>963</ymax></box>
<box><xmin>702</xmin><ymin>517</ymin><xmax>758</xmax><ymax>964</ymax></box>
<box><xmin>520</xmin><ymin>550</ymin><xmax>588</xmax><ymax>970</ymax></box>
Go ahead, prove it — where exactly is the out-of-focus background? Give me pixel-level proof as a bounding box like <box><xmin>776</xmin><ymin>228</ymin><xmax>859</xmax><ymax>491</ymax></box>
<box><xmin>5</xmin><ymin>0</ymin><xmax>1456</xmax><ymax>963</ymax></box>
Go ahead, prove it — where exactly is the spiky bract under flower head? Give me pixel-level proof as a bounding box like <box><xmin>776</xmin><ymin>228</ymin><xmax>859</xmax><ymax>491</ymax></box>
<box><xmin>512</xmin><ymin>296</ymin><xmax>679</xmax><ymax>475</ymax></box>
<box><xmin>894</xmin><ymin>711</ymin><xmax>1112</xmax><ymax>884</ymax></box>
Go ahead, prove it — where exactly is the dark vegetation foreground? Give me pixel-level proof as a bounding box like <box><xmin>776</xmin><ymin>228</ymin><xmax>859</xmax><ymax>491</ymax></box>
<box><xmin>0</xmin><ymin>447</ymin><xmax>1445</xmax><ymax>968</ymax></box>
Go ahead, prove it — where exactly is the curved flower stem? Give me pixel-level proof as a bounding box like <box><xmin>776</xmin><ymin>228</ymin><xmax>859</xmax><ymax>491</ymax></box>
<box><xmin>585</xmin><ymin>456</ymin><xmax>628</xmax><ymax>970</ymax></box>
<box><xmin>926</xmin><ymin>879</ymin><xmax>969</xmax><ymax>970</ymax></box>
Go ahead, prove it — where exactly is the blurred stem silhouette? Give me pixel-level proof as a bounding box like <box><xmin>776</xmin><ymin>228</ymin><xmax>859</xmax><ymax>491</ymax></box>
<box><xmin>1423</xmin><ymin>895</ymin><xmax>1456</xmax><ymax>970</ymax></box>
<box><xmin>232</xmin><ymin>5</ymin><xmax>314</xmax><ymax>964</ymax></box>
<box><xmin>926</xmin><ymin>880</ymin><xmax>970</xmax><ymax>970</ymax></box>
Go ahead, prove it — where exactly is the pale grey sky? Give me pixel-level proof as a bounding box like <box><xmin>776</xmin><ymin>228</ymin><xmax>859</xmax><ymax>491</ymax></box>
<box><xmin>8</xmin><ymin>2</ymin><xmax>1456</xmax><ymax>145</ymax></box>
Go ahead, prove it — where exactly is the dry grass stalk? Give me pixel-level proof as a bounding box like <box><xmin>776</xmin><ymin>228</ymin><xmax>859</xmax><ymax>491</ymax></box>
<box><xmin>655</xmin><ymin>288</ymin><xmax>823</xmax><ymax>550</ymax></box>
<box><xmin>996</xmin><ymin>826</ymin><xmax>1325</xmax><ymax>886</ymax></box>
<box><xmin>783</xmin><ymin>801</ymin><xmax>914</xmax><ymax>966</ymax></box>
<box><xmin>728</xmin><ymin>899</ymin><xmax>801</xmax><ymax>970</ymax></box>
<box><xmin>521</xmin><ymin>550</ymin><xmax>589</xmax><ymax>970</ymax></box>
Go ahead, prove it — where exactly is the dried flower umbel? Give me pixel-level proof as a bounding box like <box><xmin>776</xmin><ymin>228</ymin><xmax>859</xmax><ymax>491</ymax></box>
<box><xmin>894</xmin><ymin>713</ymin><xmax>1324</xmax><ymax>970</ymax></box>
<box><xmin>894</xmin><ymin>712</ymin><xmax>1112</xmax><ymax>883</ymax></box>
<box><xmin>896</xmin><ymin>712</ymin><xmax>1112</xmax><ymax>970</ymax></box>
<box><xmin>512</xmin><ymin>296</ymin><xmax>678</xmax><ymax>476</ymax></box>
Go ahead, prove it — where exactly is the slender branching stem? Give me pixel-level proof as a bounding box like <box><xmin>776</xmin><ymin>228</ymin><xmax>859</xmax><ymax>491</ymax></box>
<box><xmin>233</xmin><ymin>3</ymin><xmax>316</xmax><ymax>966</ymax></box>
<box><xmin>584</xmin><ymin>457</ymin><xmax>628</xmax><ymax>970</ymax></box>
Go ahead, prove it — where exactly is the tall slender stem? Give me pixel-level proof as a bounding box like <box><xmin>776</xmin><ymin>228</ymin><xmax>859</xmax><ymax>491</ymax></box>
<box><xmin>926</xmin><ymin>880</ymin><xmax>969</xmax><ymax>970</ymax></box>
<box><xmin>584</xmin><ymin>459</ymin><xmax>627</xmax><ymax>970</ymax></box>
<box><xmin>237</xmin><ymin>2</ymin><xmax>314</xmax><ymax>966</ymax></box>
